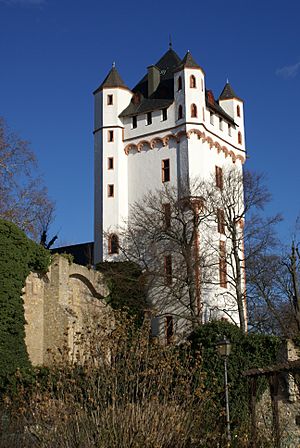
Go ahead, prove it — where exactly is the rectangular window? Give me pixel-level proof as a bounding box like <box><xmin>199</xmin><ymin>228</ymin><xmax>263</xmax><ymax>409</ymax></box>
<box><xmin>217</xmin><ymin>209</ymin><xmax>225</xmax><ymax>234</ymax></box>
<box><xmin>162</xmin><ymin>108</ymin><xmax>168</xmax><ymax>121</ymax></box>
<box><xmin>107</xmin><ymin>184</ymin><xmax>114</xmax><ymax>197</ymax></box>
<box><xmin>107</xmin><ymin>157</ymin><xmax>114</xmax><ymax>170</ymax></box>
<box><xmin>164</xmin><ymin>255</ymin><xmax>172</xmax><ymax>286</ymax></box>
<box><xmin>219</xmin><ymin>118</ymin><xmax>223</xmax><ymax>131</ymax></box>
<box><xmin>210</xmin><ymin>112</ymin><xmax>214</xmax><ymax>125</ymax></box>
<box><xmin>108</xmin><ymin>130</ymin><xmax>114</xmax><ymax>142</ymax></box>
<box><xmin>146</xmin><ymin>112</ymin><xmax>152</xmax><ymax>125</ymax></box>
<box><xmin>219</xmin><ymin>241</ymin><xmax>227</xmax><ymax>288</ymax></box>
<box><xmin>162</xmin><ymin>159</ymin><xmax>170</xmax><ymax>183</ymax></box>
<box><xmin>107</xmin><ymin>94</ymin><xmax>113</xmax><ymax>105</ymax></box>
<box><xmin>228</xmin><ymin>124</ymin><xmax>232</xmax><ymax>136</ymax></box>
<box><xmin>215</xmin><ymin>166</ymin><xmax>223</xmax><ymax>190</ymax></box>
<box><xmin>132</xmin><ymin>116</ymin><xmax>137</xmax><ymax>129</ymax></box>
<box><xmin>163</xmin><ymin>203</ymin><xmax>171</xmax><ymax>229</ymax></box>
<box><xmin>165</xmin><ymin>316</ymin><xmax>174</xmax><ymax>344</ymax></box>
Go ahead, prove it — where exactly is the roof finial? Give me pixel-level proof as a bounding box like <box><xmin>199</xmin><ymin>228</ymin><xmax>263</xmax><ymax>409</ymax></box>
<box><xmin>226</xmin><ymin>77</ymin><xmax>229</xmax><ymax>84</ymax></box>
<box><xmin>112</xmin><ymin>61</ymin><xmax>116</xmax><ymax>68</ymax></box>
<box><xmin>169</xmin><ymin>34</ymin><xmax>172</xmax><ymax>49</ymax></box>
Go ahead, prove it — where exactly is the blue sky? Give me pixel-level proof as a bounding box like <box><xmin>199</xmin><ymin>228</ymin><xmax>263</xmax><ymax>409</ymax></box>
<box><xmin>0</xmin><ymin>0</ymin><xmax>299</xmax><ymax>245</ymax></box>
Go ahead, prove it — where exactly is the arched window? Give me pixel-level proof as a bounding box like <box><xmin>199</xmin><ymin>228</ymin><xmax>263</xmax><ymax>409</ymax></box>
<box><xmin>237</xmin><ymin>105</ymin><xmax>241</xmax><ymax>117</ymax></box>
<box><xmin>191</xmin><ymin>103</ymin><xmax>197</xmax><ymax>118</ymax></box>
<box><xmin>190</xmin><ymin>75</ymin><xmax>196</xmax><ymax>88</ymax></box>
<box><xmin>238</xmin><ymin>131</ymin><xmax>242</xmax><ymax>145</ymax></box>
<box><xmin>108</xmin><ymin>234</ymin><xmax>119</xmax><ymax>255</ymax></box>
<box><xmin>177</xmin><ymin>76</ymin><xmax>182</xmax><ymax>91</ymax></box>
<box><xmin>178</xmin><ymin>105</ymin><xmax>183</xmax><ymax>120</ymax></box>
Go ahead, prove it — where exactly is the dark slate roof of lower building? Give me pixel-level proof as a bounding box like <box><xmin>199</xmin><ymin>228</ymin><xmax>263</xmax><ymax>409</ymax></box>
<box><xmin>51</xmin><ymin>242</ymin><xmax>94</xmax><ymax>266</ymax></box>
<box><xmin>206</xmin><ymin>90</ymin><xmax>237</xmax><ymax>125</ymax></box>
<box><xmin>94</xmin><ymin>66</ymin><xmax>130</xmax><ymax>94</ymax></box>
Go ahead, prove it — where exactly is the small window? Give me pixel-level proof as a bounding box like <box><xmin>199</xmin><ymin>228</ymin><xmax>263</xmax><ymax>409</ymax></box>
<box><xmin>237</xmin><ymin>105</ymin><xmax>241</xmax><ymax>117</ymax></box>
<box><xmin>201</xmin><ymin>78</ymin><xmax>204</xmax><ymax>92</ymax></box>
<box><xmin>219</xmin><ymin>241</ymin><xmax>227</xmax><ymax>288</ymax></box>
<box><xmin>107</xmin><ymin>94</ymin><xmax>113</xmax><ymax>105</ymax></box>
<box><xmin>163</xmin><ymin>203</ymin><xmax>171</xmax><ymax>229</ymax></box>
<box><xmin>177</xmin><ymin>76</ymin><xmax>182</xmax><ymax>91</ymax></box>
<box><xmin>210</xmin><ymin>112</ymin><xmax>214</xmax><ymax>125</ymax></box>
<box><xmin>190</xmin><ymin>75</ymin><xmax>196</xmax><ymax>88</ymax></box>
<box><xmin>132</xmin><ymin>116</ymin><xmax>137</xmax><ymax>129</ymax></box>
<box><xmin>162</xmin><ymin>159</ymin><xmax>170</xmax><ymax>183</ymax></box>
<box><xmin>162</xmin><ymin>108</ymin><xmax>168</xmax><ymax>121</ymax></box>
<box><xmin>107</xmin><ymin>157</ymin><xmax>114</xmax><ymax>170</ymax></box>
<box><xmin>202</xmin><ymin>107</ymin><xmax>205</xmax><ymax>121</ymax></box>
<box><xmin>219</xmin><ymin>118</ymin><xmax>223</xmax><ymax>131</ymax></box>
<box><xmin>165</xmin><ymin>316</ymin><xmax>174</xmax><ymax>344</ymax></box>
<box><xmin>215</xmin><ymin>166</ymin><xmax>223</xmax><ymax>190</ymax></box>
<box><xmin>191</xmin><ymin>103</ymin><xmax>197</xmax><ymax>118</ymax></box>
<box><xmin>108</xmin><ymin>130</ymin><xmax>114</xmax><ymax>142</ymax></box>
<box><xmin>146</xmin><ymin>112</ymin><xmax>152</xmax><ymax>125</ymax></box>
<box><xmin>107</xmin><ymin>184</ymin><xmax>114</xmax><ymax>197</ymax></box>
<box><xmin>178</xmin><ymin>105</ymin><xmax>183</xmax><ymax>120</ymax></box>
<box><xmin>228</xmin><ymin>124</ymin><xmax>232</xmax><ymax>136</ymax></box>
<box><xmin>217</xmin><ymin>209</ymin><xmax>225</xmax><ymax>234</ymax></box>
<box><xmin>108</xmin><ymin>234</ymin><xmax>119</xmax><ymax>255</ymax></box>
<box><xmin>164</xmin><ymin>255</ymin><xmax>172</xmax><ymax>286</ymax></box>
<box><xmin>238</xmin><ymin>131</ymin><xmax>242</xmax><ymax>145</ymax></box>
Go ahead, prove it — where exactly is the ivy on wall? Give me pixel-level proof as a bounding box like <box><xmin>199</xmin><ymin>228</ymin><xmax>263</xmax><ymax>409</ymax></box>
<box><xmin>0</xmin><ymin>219</ymin><xmax>50</xmax><ymax>383</ymax></box>
<box><xmin>189</xmin><ymin>320</ymin><xmax>281</xmax><ymax>430</ymax></box>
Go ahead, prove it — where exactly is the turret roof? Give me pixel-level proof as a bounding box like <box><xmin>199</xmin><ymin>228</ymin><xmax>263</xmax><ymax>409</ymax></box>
<box><xmin>94</xmin><ymin>65</ymin><xmax>130</xmax><ymax>94</ymax></box>
<box><xmin>175</xmin><ymin>51</ymin><xmax>204</xmax><ymax>73</ymax></box>
<box><xmin>219</xmin><ymin>82</ymin><xmax>242</xmax><ymax>101</ymax></box>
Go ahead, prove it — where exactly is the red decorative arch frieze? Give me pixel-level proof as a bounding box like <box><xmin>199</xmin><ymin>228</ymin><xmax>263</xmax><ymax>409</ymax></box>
<box><xmin>124</xmin><ymin>131</ymin><xmax>246</xmax><ymax>164</ymax></box>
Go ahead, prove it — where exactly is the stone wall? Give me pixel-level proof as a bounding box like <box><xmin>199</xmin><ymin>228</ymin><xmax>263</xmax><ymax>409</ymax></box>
<box><xmin>23</xmin><ymin>254</ymin><xmax>110</xmax><ymax>366</ymax></box>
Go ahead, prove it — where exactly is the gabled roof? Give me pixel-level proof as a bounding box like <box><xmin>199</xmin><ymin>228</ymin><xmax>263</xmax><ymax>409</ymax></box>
<box><xmin>219</xmin><ymin>82</ymin><xmax>242</xmax><ymax>101</ymax></box>
<box><xmin>94</xmin><ymin>66</ymin><xmax>130</xmax><ymax>94</ymax></box>
<box><xmin>205</xmin><ymin>90</ymin><xmax>237</xmax><ymax>125</ymax></box>
<box><xmin>175</xmin><ymin>51</ymin><xmax>205</xmax><ymax>73</ymax></box>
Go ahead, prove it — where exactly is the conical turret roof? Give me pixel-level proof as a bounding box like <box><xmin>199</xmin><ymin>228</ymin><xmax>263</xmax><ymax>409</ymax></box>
<box><xmin>219</xmin><ymin>82</ymin><xmax>242</xmax><ymax>101</ymax></box>
<box><xmin>94</xmin><ymin>65</ymin><xmax>130</xmax><ymax>94</ymax></box>
<box><xmin>175</xmin><ymin>51</ymin><xmax>204</xmax><ymax>73</ymax></box>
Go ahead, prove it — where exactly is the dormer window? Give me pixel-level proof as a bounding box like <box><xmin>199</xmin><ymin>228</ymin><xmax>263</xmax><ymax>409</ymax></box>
<box><xmin>132</xmin><ymin>116</ymin><xmax>137</xmax><ymax>129</ymax></box>
<box><xmin>107</xmin><ymin>94</ymin><xmax>113</xmax><ymax>105</ymax></box>
<box><xmin>238</xmin><ymin>131</ymin><xmax>242</xmax><ymax>145</ymax></box>
<box><xmin>237</xmin><ymin>105</ymin><xmax>241</xmax><ymax>117</ymax></box>
<box><xmin>147</xmin><ymin>112</ymin><xmax>152</xmax><ymax>125</ymax></box>
<box><xmin>190</xmin><ymin>75</ymin><xmax>196</xmax><ymax>88</ymax></box>
<box><xmin>191</xmin><ymin>104</ymin><xmax>197</xmax><ymax>118</ymax></box>
<box><xmin>178</xmin><ymin>105</ymin><xmax>183</xmax><ymax>120</ymax></box>
<box><xmin>177</xmin><ymin>76</ymin><xmax>182</xmax><ymax>91</ymax></box>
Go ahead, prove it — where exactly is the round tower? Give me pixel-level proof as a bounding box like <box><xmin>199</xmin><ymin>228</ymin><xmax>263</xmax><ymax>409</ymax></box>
<box><xmin>93</xmin><ymin>64</ymin><xmax>132</xmax><ymax>263</ymax></box>
<box><xmin>218</xmin><ymin>82</ymin><xmax>245</xmax><ymax>150</ymax></box>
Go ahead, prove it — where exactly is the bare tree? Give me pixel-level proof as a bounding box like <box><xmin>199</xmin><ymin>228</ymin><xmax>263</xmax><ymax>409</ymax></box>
<box><xmin>116</xmin><ymin>182</ymin><xmax>215</xmax><ymax>330</ymax></box>
<box><xmin>0</xmin><ymin>117</ymin><xmax>55</xmax><ymax>240</ymax></box>
<box><xmin>203</xmin><ymin>168</ymin><xmax>281</xmax><ymax>333</ymax></box>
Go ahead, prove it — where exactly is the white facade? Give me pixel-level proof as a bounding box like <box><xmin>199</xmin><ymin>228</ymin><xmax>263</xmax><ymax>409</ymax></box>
<box><xmin>94</xmin><ymin>48</ymin><xmax>247</xmax><ymax>333</ymax></box>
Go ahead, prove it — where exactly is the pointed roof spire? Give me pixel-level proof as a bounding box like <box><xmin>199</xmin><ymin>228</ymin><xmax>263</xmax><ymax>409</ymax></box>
<box><xmin>94</xmin><ymin>65</ymin><xmax>130</xmax><ymax>94</ymax></box>
<box><xmin>219</xmin><ymin>81</ymin><xmax>242</xmax><ymax>101</ymax></box>
<box><xmin>175</xmin><ymin>50</ymin><xmax>205</xmax><ymax>73</ymax></box>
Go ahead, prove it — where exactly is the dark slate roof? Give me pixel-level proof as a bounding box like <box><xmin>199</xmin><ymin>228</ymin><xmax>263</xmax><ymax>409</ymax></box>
<box><xmin>120</xmin><ymin>48</ymin><xmax>181</xmax><ymax>117</ymax></box>
<box><xmin>94</xmin><ymin>66</ymin><xmax>130</xmax><ymax>94</ymax></box>
<box><xmin>219</xmin><ymin>82</ymin><xmax>242</xmax><ymax>101</ymax></box>
<box><xmin>175</xmin><ymin>51</ymin><xmax>204</xmax><ymax>73</ymax></box>
<box><xmin>51</xmin><ymin>242</ymin><xmax>94</xmax><ymax>266</ymax></box>
<box><xmin>205</xmin><ymin>90</ymin><xmax>237</xmax><ymax>125</ymax></box>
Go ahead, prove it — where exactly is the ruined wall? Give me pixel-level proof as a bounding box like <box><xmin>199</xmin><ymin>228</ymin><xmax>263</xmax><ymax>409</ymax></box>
<box><xmin>23</xmin><ymin>254</ymin><xmax>110</xmax><ymax>366</ymax></box>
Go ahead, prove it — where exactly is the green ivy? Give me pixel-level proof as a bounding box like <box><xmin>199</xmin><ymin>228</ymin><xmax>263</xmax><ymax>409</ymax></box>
<box><xmin>189</xmin><ymin>320</ymin><xmax>281</xmax><ymax>432</ymax></box>
<box><xmin>96</xmin><ymin>261</ymin><xmax>148</xmax><ymax>326</ymax></box>
<box><xmin>0</xmin><ymin>219</ymin><xmax>50</xmax><ymax>387</ymax></box>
